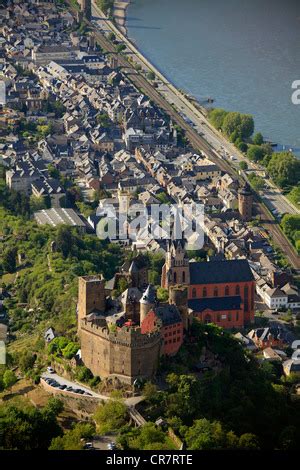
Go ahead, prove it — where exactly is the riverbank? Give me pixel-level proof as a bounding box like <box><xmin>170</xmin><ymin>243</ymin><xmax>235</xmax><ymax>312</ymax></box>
<box><xmin>113</xmin><ymin>0</ymin><xmax>130</xmax><ymax>35</ymax></box>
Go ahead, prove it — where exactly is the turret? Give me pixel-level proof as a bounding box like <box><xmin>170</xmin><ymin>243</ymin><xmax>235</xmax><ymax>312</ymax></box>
<box><xmin>140</xmin><ymin>285</ymin><xmax>156</xmax><ymax>325</ymax></box>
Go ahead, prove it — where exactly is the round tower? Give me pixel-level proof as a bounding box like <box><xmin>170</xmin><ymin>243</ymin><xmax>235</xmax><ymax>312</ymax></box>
<box><xmin>140</xmin><ymin>285</ymin><xmax>155</xmax><ymax>325</ymax></box>
<box><xmin>238</xmin><ymin>183</ymin><xmax>253</xmax><ymax>221</ymax></box>
<box><xmin>169</xmin><ymin>285</ymin><xmax>190</xmax><ymax>330</ymax></box>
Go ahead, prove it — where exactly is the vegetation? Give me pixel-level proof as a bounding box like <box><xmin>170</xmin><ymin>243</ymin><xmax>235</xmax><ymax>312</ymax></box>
<box><xmin>96</xmin><ymin>0</ymin><xmax>114</xmax><ymax>16</ymax></box>
<box><xmin>134</xmin><ymin>322</ymin><xmax>300</xmax><ymax>450</ymax></box>
<box><xmin>248</xmin><ymin>173</ymin><xmax>265</xmax><ymax>192</ymax></box>
<box><xmin>281</xmin><ymin>214</ymin><xmax>300</xmax><ymax>253</ymax></box>
<box><xmin>0</xmin><ymin>399</ymin><xmax>62</xmax><ymax>450</ymax></box>
<box><xmin>49</xmin><ymin>422</ymin><xmax>95</xmax><ymax>450</ymax></box>
<box><xmin>94</xmin><ymin>395</ymin><xmax>128</xmax><ymax>434</ymax></box>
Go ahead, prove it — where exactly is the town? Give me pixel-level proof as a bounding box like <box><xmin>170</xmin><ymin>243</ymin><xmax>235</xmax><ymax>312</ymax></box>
<box><xmin>0</xmin><ymin>0</ymin><xmax>300</xmax><ymax>452</ymax></box>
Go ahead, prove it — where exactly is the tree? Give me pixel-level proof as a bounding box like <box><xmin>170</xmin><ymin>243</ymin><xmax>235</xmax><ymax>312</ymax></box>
<box><xmin>279</xmin><ymin>426</ymin><xmax>298</xmax><ymax>450</ymax></box>
<box><xmin>131</xmin><ymin>423</ymin><xmax>166</xmax><ymax>450</ymax></box>
<box><xmin>143</xmin><ymin>382</ymin><xmax>158</xmax><ymax>402</ymax></box>
<box><xmin>147</xmin><ymin>71</ymin><xmax>156</xmax><ymax>81</ymax></box>
<box><xmin>116</xmin><ymin>43</ymin><xmax>126</xmax><ymax>53</ymax></box>
<box><xmin>247</xmin><ymin>145</ymin><xmax>265</xmax><ymax>162</ymax></box>
<box><xmin>49</xmin><ymin>423</ymin><xmax>94</xmax><ymax>450</ymax></box>
<box><xmin>46</xmin><ymin>397</ymin><xmax>64</xmax><ymax>416</ymax></box>
<box><xmin>19</xmin><ymin>351</ymin><xmax>36</xmax><ymax>373</ymax></box>
<box><xmin>0</xmin><ymin>403</ymin><xmax>62</xmax><ymax>449</ymax></box>
<box><xmin>253</xmin><ymin>132</ymin><xmax>264</xmax><ymax>145</ymax></box>
<box><xmin>208</xmin><ymin>108</ymin><xmax>228</xmax><ymax>129</ymax></box>
<box><xmin>267</xmin><ymin>152</ymin><xmax>300</xmax><ymax>188</ymax></box>
<box><xmin>55</xmin><ymin>226</ymin><xmax>75</xmax><ymax>258</ymax></box>
<box><xmin>222</xmin><ymin>112</ymin><xmax>254</xmax><ymax>141</ymax></box>
<box><xmin>2</xmin><ymin>247</ymin><xmax>17</xmax><ymax>273</ymax></box>
<box><xmin>3</xmin><ymin>369</ymin><xmax>17</xmax><ymax>390</ymax></box>
<box><xmin>239</xmin><ymin>433</ymin><xmax>260</xmax><ymax>450</ymax></box>
<box><xmin>248</xmin><ymin>174</ymin><xmax>265</xmax><ymax>192</ymax></box>
<box><xmin>185</xmin><ymin>419</ymin><xmax>232</xmax><ymax>450</ymax></box>
<box><xmin>239</xmin><ymin>161</ymin><xmax>248</xmax><ymax>170</ymax></box>
<box><xmin>94</xmin><ymin>398</ymin><xmax>128</xmax><ymax>434</ymax></box>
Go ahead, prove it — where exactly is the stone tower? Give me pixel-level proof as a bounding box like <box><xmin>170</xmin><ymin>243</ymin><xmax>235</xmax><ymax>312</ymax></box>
<box><xmin>140</xmin><ymin>285</ymin><xmax>156</xmax><ymax>325</ymax></box>
<box><xmin>169</xmin><ymin>285</ymin><xmax>190</xmax><ymax>330</ymax></box>
<box><xmin>77</xmin><ymin>275</ymin><xmax>106</xmax><ymax>330</ymax></box>
<box><xmin>238</xmin><ymin>183</ymin><xmax>253</xmax><ymax>221</ymax></box>
<box><xmin>80</xmin><ymin>0</ymin><xmax>91</xmax><ymax>21</ymax></box>
<box><xmin>161</xmin><ymin>240</ymin><xmax>190</xmax><ymax>289</ymax></box>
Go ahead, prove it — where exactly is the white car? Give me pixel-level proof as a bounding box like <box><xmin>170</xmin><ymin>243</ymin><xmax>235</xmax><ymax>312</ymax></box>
<box><xmin>47</xmin><ymin>367</ymin><xmax>55</xmax><ymax>374</ymax></box>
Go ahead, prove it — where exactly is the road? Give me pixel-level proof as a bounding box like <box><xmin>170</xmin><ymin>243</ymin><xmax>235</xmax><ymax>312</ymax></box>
<box><xmin>42</xmin><ymin>372</ymin><xmax>145</xmax><ymax>406</ymax></box>
<box><xmin>66</xmin><ymin>2</ymin><xmax>300</xmax><ymax>269</ymax></box>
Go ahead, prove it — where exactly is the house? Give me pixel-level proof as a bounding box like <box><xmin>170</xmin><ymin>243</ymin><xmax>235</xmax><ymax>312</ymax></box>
<box><xmin>283</xmin><ymin>359</ymin><xmax>300</xmax><ymax>377</ymax></box>
<box><xmin>247</xmin><ymin>326</ymin><xmax>292</xmax><ymax>349</ymax></box>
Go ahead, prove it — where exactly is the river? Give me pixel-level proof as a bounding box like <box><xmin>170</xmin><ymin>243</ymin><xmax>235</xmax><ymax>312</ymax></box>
<box><xmin>127</xmin><ymin>0</ymin><xmax>300</xmax><ymax>155</ymax></box>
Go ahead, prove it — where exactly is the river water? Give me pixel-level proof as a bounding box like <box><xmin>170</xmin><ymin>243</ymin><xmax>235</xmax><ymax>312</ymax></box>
<box><xmin>127</xmin><ymin>0</ymin><xmax>300</xmax><ymax>155</ymax></box>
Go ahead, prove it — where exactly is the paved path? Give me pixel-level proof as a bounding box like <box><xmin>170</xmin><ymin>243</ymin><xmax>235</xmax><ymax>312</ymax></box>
<box><xmin>42</xmin><ymin>372</ymin><xmax>145</xmax><ymax>406</ymax></box>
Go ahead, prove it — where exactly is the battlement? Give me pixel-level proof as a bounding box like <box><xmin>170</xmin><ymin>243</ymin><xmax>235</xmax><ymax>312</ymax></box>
<box><xmin>80</xmin><ymin>318</ymin><xmax>161</xmax><ymax>348</ymax></box>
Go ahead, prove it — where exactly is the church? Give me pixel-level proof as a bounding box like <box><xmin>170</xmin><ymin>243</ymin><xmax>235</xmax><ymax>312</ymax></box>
<box><xmin>161</xmin><ymin>240</ymin><xmax>255</xmax><ymax>328</ymax></box>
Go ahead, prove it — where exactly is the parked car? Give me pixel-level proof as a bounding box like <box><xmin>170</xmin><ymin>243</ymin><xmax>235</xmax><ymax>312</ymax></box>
<box><xmin>47</xmin><ymin>367</ymin><xmax>55</xmax><ymax>374</ymax></box>
<box><xmin>107</xmin><ymin>442</ymin><xmax>116</xmax><ymax>450</ymax></box>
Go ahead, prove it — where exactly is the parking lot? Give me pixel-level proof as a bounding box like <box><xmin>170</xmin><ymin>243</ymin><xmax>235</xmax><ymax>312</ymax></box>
<box><xmin>41</xmin><ymin>372</ymin><xmax>108</xmax><ymax>400</ymax></box>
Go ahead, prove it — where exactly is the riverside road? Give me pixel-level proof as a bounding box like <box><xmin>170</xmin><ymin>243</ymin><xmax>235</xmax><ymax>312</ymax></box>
<box><xmin>66</xmin><ymin>1</ymin><xmax>300</xmax><ymax>270</ymax></box>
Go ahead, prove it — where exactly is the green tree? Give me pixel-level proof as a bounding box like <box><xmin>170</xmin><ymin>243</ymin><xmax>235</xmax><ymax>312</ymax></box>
<box><xmin>252</xmin><ymin>132</ymin><xmax>264</xmax><ymax>145</ymax></box>
<box><xmin>3</xmin><ymin>369</ymin><xmax>17</xmax><ymax>390</ymax></box>
<box><xmin>208</xmin><ymin>108</ymin><xmax>228</xmax><ymax>129</ymax></box>
<box><xmin>2</xmin><ymin>247</ymin><xmax>17</xmax><ymax>273</ymax></box>
<box><xmin>239</xmin><ymin>433</ymin><xmax>260</xmax><ymax>450</ymax></box>
<box><xmin>239</xmin><ymin>161</ymin><xmax>248</xmax><ymax>170</ymax></box>
<box><xmin>94</xmin><ymin>398</ymin><xmax>128</xmax><ymax>434</ymax></box>
<box><xmin>247</xmin><ymin>145</ymin><xmax>265</xmax><ymax>162</ymax></box>
<box><xmin>267</xmin><ymin>152</ymin><xmax>300</xmax><ymax>188</ymax></box>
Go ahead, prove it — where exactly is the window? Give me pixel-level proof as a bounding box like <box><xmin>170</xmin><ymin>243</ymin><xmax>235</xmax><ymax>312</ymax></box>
<box><xmin>174</xmin><ymin>272</ymin><xmax>177</xmax><ymax>283</ymax></box>
<box><xmin>203</xmin><ymin>287</ymin><xmax>207</xmax><ymax>297</ymax></box>
<box><xmin>235</xmin><ymin>285</ymin><xmax>240</xmax><ymax>295</ymax></box>
<box><xmin>204</xmin><ymin>314</ymin><xmax>212</xmax><ymax>324</ymax></box>
<box><xmin>192</xmin><ymin>288</ymin><xmax>196</xmax><ymax>298</ymax></box>
<box><xmin>236</xmin><ymin>312</ymin><xmax>239</xmax><ymax>321</ymax></box>
<box><xmin>244</xmin><ymin>285</ymin><xmax>249</xmax><ymax>312</ymax></box>
<box><xmin>217</xmin><ymin>313</ymin><xmax>221</xmax><ymax>322</ymax></box>
<box><xmin>228</xmin><ymin>313</ymin><xmax>232</xmax><ymax>321</ymax></box>
<box><xmin>225</xmin><ymin>286</ymin><xmax>229</xmax><ymax>296</ymax></box>
<box><xmin>213</xmin><ymin>287</ymin><xmax>218</xmax><ymax>297</ymax></box>
<box><xmin>182</xmin><ymin>271</ymin><xmax>185</xmax><ymax>283</ymax></box>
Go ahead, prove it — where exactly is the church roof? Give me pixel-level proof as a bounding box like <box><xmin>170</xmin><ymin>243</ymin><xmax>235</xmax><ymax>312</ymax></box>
<box><xmin>189</xmin><ymin>259</ymin><xmax>254</xmax><ymax>285</ymax></box>
<box><xmin>188</xmin><ymin>296</ymin><xmax>242</xmax><ymax>312</ymax></box>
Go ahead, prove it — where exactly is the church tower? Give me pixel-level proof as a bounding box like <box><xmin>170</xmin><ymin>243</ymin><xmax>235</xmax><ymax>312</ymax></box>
<box><xmin>161</xmin><ymin>240</ymin><xmax>190</xmax><ymax>289</ymax></box>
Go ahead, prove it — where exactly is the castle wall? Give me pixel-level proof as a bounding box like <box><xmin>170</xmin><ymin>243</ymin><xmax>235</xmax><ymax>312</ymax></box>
<box><xmin>79</xmin><ymin>320</ymin><xmax>162</xmax><ymax>384</ymax></box>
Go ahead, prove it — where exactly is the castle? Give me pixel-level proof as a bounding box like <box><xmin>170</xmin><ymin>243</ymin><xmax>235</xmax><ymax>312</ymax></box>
<box><xmin>78</xmin><ymin>242</ymin><xmax>255</xmax><ymax>383</ymax></box>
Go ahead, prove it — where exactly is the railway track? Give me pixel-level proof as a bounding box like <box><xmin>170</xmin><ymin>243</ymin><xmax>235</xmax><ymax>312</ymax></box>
<box><xmin>65</xmin><ymin>2</ymin><xmax>300</xmax><ymax>269</ymax></box>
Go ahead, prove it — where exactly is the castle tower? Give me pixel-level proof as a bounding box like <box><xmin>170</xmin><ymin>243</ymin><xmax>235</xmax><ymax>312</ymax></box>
<box><xmin>238</xmin><ymin>183</ymin><xmax>253</xmax><ymax>221</ymax></box>
<box><xmin>169</xmin><ymin>285</ymin><xmax>190</xmax><ymax>330</ymax></box>
<box><xmin>161</xmin><ymin>240</ymin><xmax>190</xmax><ymax>289</ymax></box>
<box><xmin>77</xmin><ymin>275</ymin><xmax>106</xmax><ymax>331</ymax></box>
<box><xmin>80</xmin><ymin>0</ymin><xmax>91</xmax><ymax>21</ymax></box>
<box><xmin>140</xmin><ymin>285</ymin><xmax>156</xmax><ymax>325</ymax></box>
